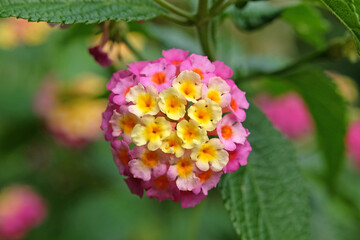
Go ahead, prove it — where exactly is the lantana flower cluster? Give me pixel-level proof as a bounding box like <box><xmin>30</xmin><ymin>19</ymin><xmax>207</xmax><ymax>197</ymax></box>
<box><xmin>0</xmin><ymin>185</ymin><xmax>46</xmax><ymax>240</ymax></box>
<box><xmin>102</xmin><ymin>49</ymin><xmax>251</xmax><ymax>208</ymax></box>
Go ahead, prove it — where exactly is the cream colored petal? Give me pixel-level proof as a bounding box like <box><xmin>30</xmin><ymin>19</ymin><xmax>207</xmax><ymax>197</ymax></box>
<box><xmin>131</xmin><ymin>124</ymin><xmax>147</xmax><ymax>146</ymax></box>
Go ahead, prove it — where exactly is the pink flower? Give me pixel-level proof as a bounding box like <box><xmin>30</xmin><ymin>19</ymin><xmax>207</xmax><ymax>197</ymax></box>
<box><xmin>227</xmin><ymin>86</ymin><xmax>249</xmax><ymax>122</ymax></box>
<box><xmin>124</xmin><ymin>177</ymin><xmax>144</xmax><ymax>198</ymax></box>
<box><xmin>180</xmin><ymin>191</ymin><xmax>206</xmax><ymax>208</ymax></box>
<box><xmin>217</xmin><ymin>113</ymin><xmax>249</xmax><ymax>151</ymax></box>
<box><xmin>213</xmin><ymin>61</ymin><xmax>233</xmax><ymax>80</ymax></box>
<box><xmin>128</xmin><ymin>61</ymin><xmax>152</xmax><ymax>75</ymax></box>
<box><xmin>346</xmin><ymin>119</ymin><xmax>360</xmax><ymax>167</ymax></box>
<box><xmin>143</xmin><ymin>174</ymin><xmax>181</xmax><ymax>202</ymax></box>
<box><xmin>140</xmin><ymin>60</ymin><xmax>176</xmax><ymax>91</ymax></box>
<box><xmin>162</xmin><ymin>48</ymin><xmax>189</xmax><ymax>65</ymax></box>
<box><xmin>111</xmin><ymin>140</ymin><xmax>131</xmax><ymax>175</ymax></box>
<box><xmin>180</xmin><ymin>54</ymin><xmax>215</xmax><ymax>82</ymax></box>
<box><xmin>0</xmin><ymin>185</ymin><xmax>46</xmax><ymax>240</ymax></box>
<box><xmin>129</xmin><ymin>146</ymin><xmax>168</xmax><ymax>181</ymax></box>
<box><xmin>223</xmin><ymin>141</ymin><xmax>252</xmax><ymax>173</ymax></box>
<box><xmin>255</xmin><ymin>93</ymin><xmax>313</xmax><ymax>139</ymax></box>
<box><xmin>107</xmin><ymin>70</ymin><xmax>139</xmax><ymax>105</ymax></box>
<box><xmin>101</xmin><ymin>95</ymin><xmax>118</xmax><ymax>142</ymax></box>
<box><xmin>33</xmin><ymin>78</ymin><xmax>58</xmax><ymax>118</ymax></box>
<box><xmin>193</xmin><ymin>169</ymin><xmax>222</xmax><ymax>195</ymax></box>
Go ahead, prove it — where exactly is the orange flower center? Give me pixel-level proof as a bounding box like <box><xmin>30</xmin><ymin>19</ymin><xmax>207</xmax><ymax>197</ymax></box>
<box><xmin>192</xmin><ymin>68</ymin><xmax>204</xmax><ymax>80</ymax></box>
<box><xmin>118</xmin><ymin>149</ymin><xmax>130</xmax><ymax>166</ymax></box>
<box><xmin>230</xmin><ymin>98</ymin><xmax>237</xmax><ymax>111</ymax></box>
<box><xmin>142</xmin><ymin>151</ymin><xmax>159</xmax><ymax>167</ymax></box>
<box><xmin>177</xmin><ymin>159</ymin><xmax>193</xmax><ymax>177</ymax></box>
<box><xmin>198</xmin><ymin>169</ymin><xmax>213</xmax><ymax>182</ymax></box>
<box><xmin>221</xmin><ymin>125</ymin><xmax>233</xmax><ymax>139</ymax></box>
<box><xmin>124</xmin><ymin>86</ymin><xmax>133</xmax><ymax>96</ymax></box>
<box><xmin>152</xmin><ymin>72</ymin><xmax>166</xmax><ymax>85</ymax></box>
<box><xmin>171</xmin><ymin>60</ymin><xmax>182</xmax><ymax>65</ymax></box>
<box><xmin>153</xmin><ymin>175</ymin><xmax>170</xmax><ymax>189</ymax></box>
<box><xmin>120</xmin><ymin>115</ymin><xmax>137</xmax><ymax>134</ymax></box>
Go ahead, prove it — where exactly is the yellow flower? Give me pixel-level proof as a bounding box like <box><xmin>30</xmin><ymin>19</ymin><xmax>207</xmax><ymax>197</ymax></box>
<box><xmin>172</xmin><ymin>70</ymin><xmax>202</xmax><ymax>102</ymax></box>
<box><xmin>191</xmin><ymin>138</ymin><xmax>229</xmax><ymax>172</ymax></box>
<box><xmin>176</xmin><ymin>119</ymin><xmax>208</xmax><ymax>149</ymax></box>
<box><xmin>131</xmin><ymin>115</ymin><xmax>172</xmax><ymax>151</ymax></box>
<box><xmin>160</xmin><ymin>131</ymin><xmax>185</xmax><ymax>157</ymax></box>
<box><xmin>109</xmin><ymin>107</ymin><xmax>139</xmax><ymax>142</ymax></box>
<box><xmin>202</xmin><ymin>77</ymin><xmax>231</xmax><ymax>107</ymax></box>
<box><xmin>188</xmin><ymin>99</ymin><xmax>222</xmax><ymax>131</ymax></box>
<box><xmin>126</xmin><ymin>83</ymin><xmax>159</xmax><ymax>117</ymax></box>
<box><xmin>47</xmin><ymin>99</ymin><xmax>107</xmax><ymax>142</ymax></box>
<box><xmin>158</xmin><ymin>87</ymin><xmax>187</xmax><ymax>120</ymax></box>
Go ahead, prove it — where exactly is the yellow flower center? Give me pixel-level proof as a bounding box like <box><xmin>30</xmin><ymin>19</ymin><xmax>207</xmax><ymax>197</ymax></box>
<box><xmin>179</xmin><ymin>81</ymin><xmax>197</xmax><ymax>99</ymax></box>
<box><xmin>198</xmin><ymin>144</ymin><xmax>217</xmax><ymax>162</ymax></box>
<box><xmin>165</xmin><ymin>96</ymin><xmax>182</xmax><ymax>114</ymax></box>
<box><xmin>142</xmin><ymin>150</ymin><xmax>159</xmax><ymax>167</ymax></box>
<box><xmin>192</xmin><ymin>107</ymin><xmax>211</xmax><ymax>124</ymax></box>
<box><xmin>138</xmin><ymin>94</ymin><xmax>156</xmax><ymax>112</ymax></box>
<box><xmin>182</xmin><ymin>124</ymin><xmax>200</xmax><ymax>142</ymax></box>
<box><xmin>207</xmin><ymin>89</ymin><xmax>221</xmax><ymax>103</ymax></box>
<box><xmin>145</xmin><ymin>123</ymin><xmax>162</xmax><ymax>141</ymax></box>
<box><xmin>119</xmin><ymin>115</ymin><xmax>137</xmax><ymax>134</ymax></box>
<box><xmin>176</xmin><ymin>158</ymin><xmax>193</xmax><ymax>177</ymax></box>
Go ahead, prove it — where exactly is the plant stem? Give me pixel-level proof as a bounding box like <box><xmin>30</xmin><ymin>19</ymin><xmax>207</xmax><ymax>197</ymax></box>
<box><xmin>122</xmin><ymin>37</ymin><xmax>145</xmax><ymax>61</ymax></box>
<box><xmin>196</xmin><ymin>0</ymin><xmax>216</xmax><ymax>61</ymax></box>
<box><xmin>154</xmin><ymin>0</ymin><xmax>193</xmax><ymax>19</ymax></box>
<box><xmin>161</xmin><ymin>14</ymin><xmax>194</xmax><ymax>26</ymax></box>
<box><xmin>210</xmin><ymin>0</ymin><xmax>237</xmax><ymax>16</ymax></box>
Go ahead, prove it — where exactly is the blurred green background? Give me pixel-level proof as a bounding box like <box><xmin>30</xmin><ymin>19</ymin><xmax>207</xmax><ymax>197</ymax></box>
<box><xmin>1</xmin><ymin>1</ymin><xmax>360</xmax><ymax>239</ymax></box>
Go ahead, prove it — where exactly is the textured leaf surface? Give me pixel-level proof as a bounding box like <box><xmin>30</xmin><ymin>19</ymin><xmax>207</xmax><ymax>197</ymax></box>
<box><xmin>231</xmin><ymin>2</ymin><xmax>284</xmax><ymax>31</ymax></box>
<box><xmin>286</xmin><ymin>68</ymin><xmax>347</xmax><ymax>181</ymax></box>
<box><xmin>282</xmin><ymin>4</ymin><xmax>329</xmax><ymax>48</ymax></box>
<box><xmin>319</xmin><ymin>0</ymin><xmax>360</xmax><ymax>54</ymax></box>
<box><xmin>220</xmin><ymin>105</ymin><xmax>310</xmax><ymax>240</ymax></box>
<box><xmin>0</xmin><ymin>0</ymin><xmax>165</xmax><ymax>24</ymax></box>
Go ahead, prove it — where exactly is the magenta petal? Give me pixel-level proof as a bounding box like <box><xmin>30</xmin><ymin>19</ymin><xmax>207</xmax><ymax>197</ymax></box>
<box><xmin>88</xmin><ymin>45</ymin><xmax>112</xmax><ymax>67</ymax></box>
<box><xmin>180</xmin><ymin>191</ymin><xmax>206</xmax><ymax>208</ymax></box>
<box><xmin>213</xmin><ymin>60</ymin><xmax>233</xmax><ymax>79</ymax></box>
<box><xmin>124</xmin><ymin>177</ymin><xmax>144</xmax><ymax>198</ymax></box>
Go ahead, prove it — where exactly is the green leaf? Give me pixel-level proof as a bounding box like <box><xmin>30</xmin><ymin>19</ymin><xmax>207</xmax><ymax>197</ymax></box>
<box><xmin>0</xmin><ymin>0</ymin><xmax>165</xmax><ymax>24</ymax></box>
<box><xmin>285</xmin><ymin>68</ymin><xmax>347</xmax><ymax>184</ymax></box>
<box><xmin>230</xmin><ymin>2</ymin><xmax>284</xmax><ymax>31</ymax></box>
<box><xmin>220</xmin><ymin>105</ymin><xmax>310</xmax><ymax>240</ymax></box>
<box><xmin>282</xmin><ymin>4</ymin><xmax>330</xmax><ymax>48</ymax></box>
<box><xmin>319</xmin><ymin>0</ymin><xmax>360</xmax><ymax>54</ymax></box>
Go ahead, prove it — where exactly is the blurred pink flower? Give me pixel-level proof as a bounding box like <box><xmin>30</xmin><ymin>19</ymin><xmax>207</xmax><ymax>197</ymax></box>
<box><xmin>0</xmin><ymin>185</ymin><xmax>46</xmax><ymax>240</ymax></box>
<box><xmin>34</xmin><ymin>74</ymin><xmax>107</xmax><ymax>147</ymax></box>
<box><xmin>346</xmin><ymin>119</ymin><xmax>360</xmax><ymax>167</ymax></box>
<box><xmin>255</xmin><ymin>93</ymin><xmax>313</xmax><ymax>139</ymax></box>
